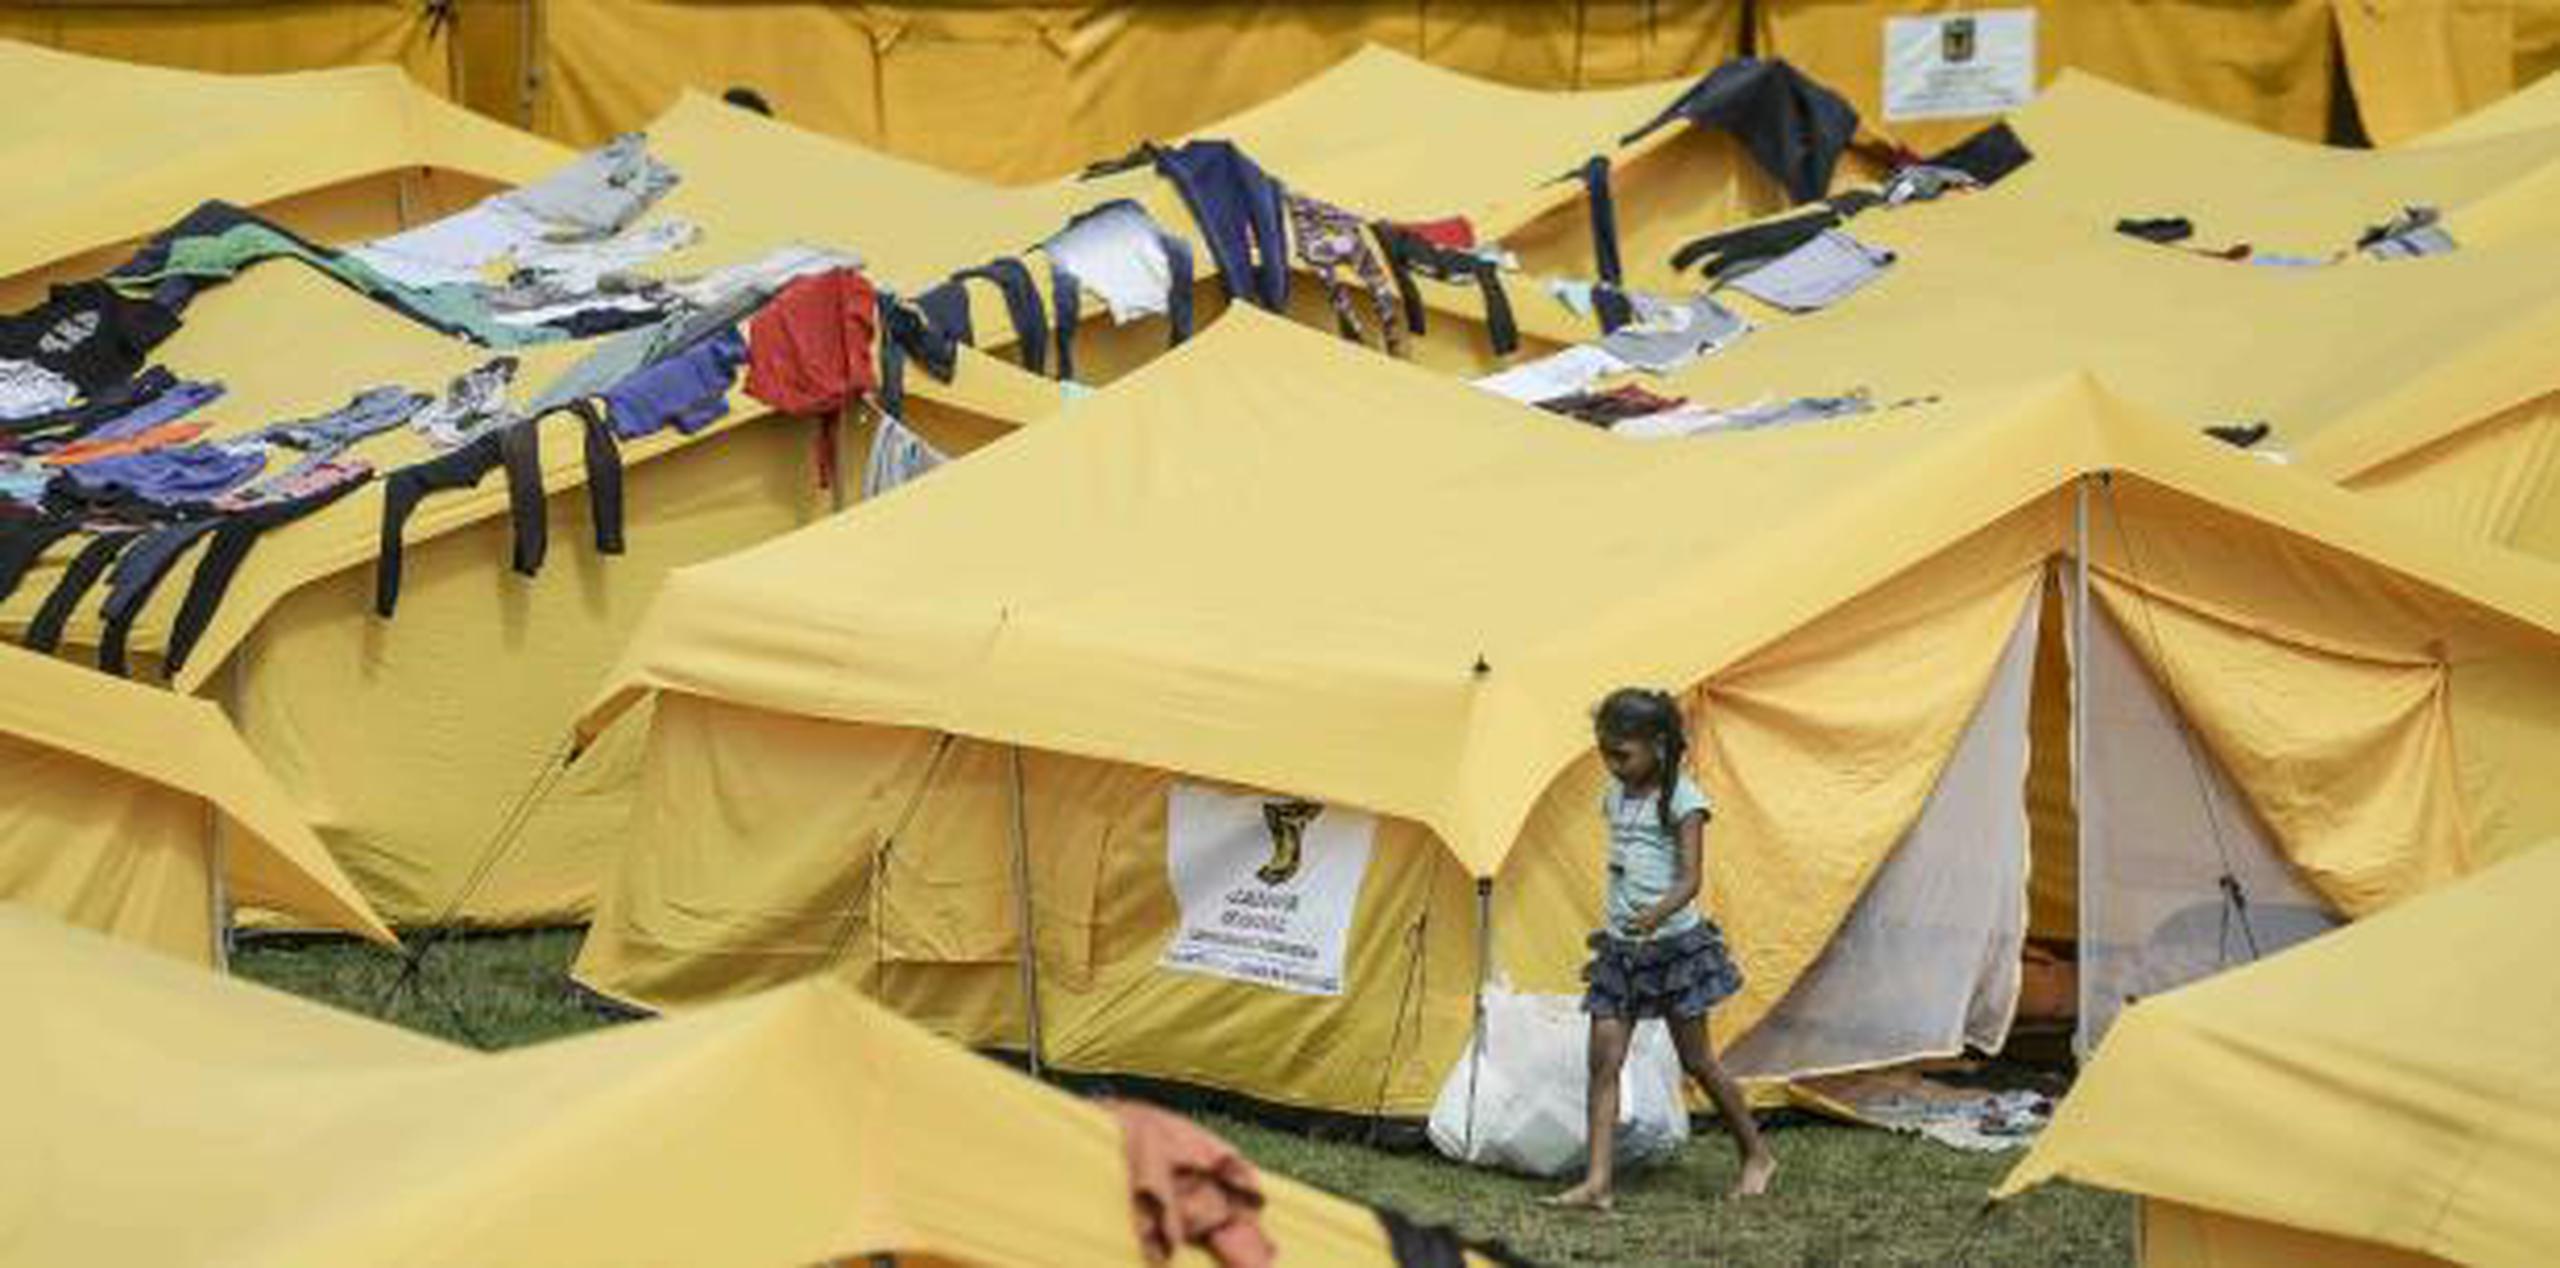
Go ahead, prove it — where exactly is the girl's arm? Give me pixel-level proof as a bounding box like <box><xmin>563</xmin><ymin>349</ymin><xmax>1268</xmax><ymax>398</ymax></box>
<box><xmin>1631</xmin><ymin>810</ymin><xmax>1707</xmax><ymax>935</ymax></box>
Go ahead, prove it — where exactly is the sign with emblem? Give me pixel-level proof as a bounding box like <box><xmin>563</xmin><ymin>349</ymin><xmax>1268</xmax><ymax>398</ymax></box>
<box><xmin>1159</xmin><ymin>783</ymin><xmax>1375</xmax><ymax>996</ymax></box>
<box><xmin>1882</xmin><ymin>9</ymin><xmax>2036</xmax><ymax>122</ymax></box>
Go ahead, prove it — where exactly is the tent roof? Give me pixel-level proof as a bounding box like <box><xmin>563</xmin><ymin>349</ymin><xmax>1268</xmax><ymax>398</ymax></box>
<box><xmin>0</xmin><ymin>37</ymin><xmax>566</xmax><ymax>282</ymax></box>
<box><xmin>0</xmin><ymin>644</ymin><xmax>390</xmax><ymax>943</ymax></box>
<box><xmin>588</xmin><ymin>307</ymin><xmax>2560</xmax><ymax>877</ymax></box>
<box><xmin>1659</xmin><ymin>75</ymin><xmax>2560</xmax><ymax>487</ymax></box>
<box><xmin>1997</xmin><ymin>840</ymin><xmax>2560</xmax><ymax>1267</ymax></box>
<box><xmin>0</xmin><ymin>903</ymin><xmax>1407</xmax><ymax>1267</ymax></box>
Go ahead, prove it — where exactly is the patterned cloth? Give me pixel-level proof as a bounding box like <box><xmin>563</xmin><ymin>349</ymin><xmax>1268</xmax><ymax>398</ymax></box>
<box><xmin>1284</xmin><ymin>193</ymin><xmax>1405</xmax><ymax>355</ymax></box>
<box><xmin>1580</xmin><ymin>921</ymin><xmax>1743</xmax><ymax>1021</ymax></box>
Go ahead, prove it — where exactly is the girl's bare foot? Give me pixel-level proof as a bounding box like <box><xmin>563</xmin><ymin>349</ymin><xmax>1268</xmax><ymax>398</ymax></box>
<box><xmin>1728</xmin><ymin>1150</ymin><xmax>1778</xmax><ymax>1199</ymax></box>
<box><xmin>1540</xmin><ymin>1181</ymin><xmax>1616</xmax><ymax>1213</ymax></box>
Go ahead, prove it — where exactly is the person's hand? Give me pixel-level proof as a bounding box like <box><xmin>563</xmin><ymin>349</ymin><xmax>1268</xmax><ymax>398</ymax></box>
<box><xmin>1629</xmin><ymin>910</ymin><xmax>1662</xmax><ymax>938</ymax></box>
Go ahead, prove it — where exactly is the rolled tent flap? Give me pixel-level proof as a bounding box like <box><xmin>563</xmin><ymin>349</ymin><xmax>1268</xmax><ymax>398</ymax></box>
<box><xmin>2089</xmin><ymin>572</ymin><xmax>2470</xmax><ymax>918</ymax></box>
<box><xmin>1696</xmin><ymin>536</ymin><xmax>2049</xmax><ymax>1053</ymax></box>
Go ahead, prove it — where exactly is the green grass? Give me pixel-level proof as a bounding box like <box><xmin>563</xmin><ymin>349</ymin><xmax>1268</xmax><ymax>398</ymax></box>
<box><xmin>236</xmin><ymin>931</ymin><xmax>2130</xmax><ymax>1267</ymax></box>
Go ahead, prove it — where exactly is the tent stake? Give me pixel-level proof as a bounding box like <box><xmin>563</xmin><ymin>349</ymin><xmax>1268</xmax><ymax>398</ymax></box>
<box><xmin>1008</xmin><ymin>744</ymin><xmax>1045</xmax><ymax>1077</ymax></box>
<box><xmin>1462</xmin><ymin>877</ymin><xmax>1493</xmax><ymax>1157</ymax></box>
<box><xmin>2070</xmin><ymin>473</ymin><xmax>2095</xmax><ymax>1061</ymax></box>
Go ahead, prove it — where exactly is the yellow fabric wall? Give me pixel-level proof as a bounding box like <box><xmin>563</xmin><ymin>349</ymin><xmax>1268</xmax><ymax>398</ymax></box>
<box><xmin>534</xmin><ymin>1</ymin><xmax>1745</xmax><ymax>182</ymax></box>
<box><xmin>2347</xmin><ymin>392</ymin><xmax>2560</xmax><ymax>564</ymax></box>
<box><xmin>1754</xmin><ymin>0</ymin><xmax>2340</xmax><ymax>152</ymax></box>
<box><xmin>0</xmin><ymin>1</ymin><xmax>446</xmax><ymax>89</ymax></box>
<box><xmin>581</xmin><ymin>699</ymin><xmax>1482</xmax><ymax>1116</ymax></box>
<box><xmin>226</xmin><ymin>417</ymin><xmax>829</xmax><ymax>927</ymax></box>
<box><xmin>0</xmin><ymin>733</ymin><xmax>217</xmax><ymax>963</ymax></box>
<box><xmin>2141</xmin><ymin>1201</ymin><xmax>2455</xmax><ymax>1268</ymax></box>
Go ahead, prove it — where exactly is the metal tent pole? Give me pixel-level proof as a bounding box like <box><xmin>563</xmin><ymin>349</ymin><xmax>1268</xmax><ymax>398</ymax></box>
<box><xmin>1008</xmin><ymin>744</ymin><xmax>1045</xmax><ymax>1076</ymax></box>
<box><xmin>1461</xmin><ymin>877</ymin><xmax>1493</xmax><ymax>1155</ymax></box>
<box><xmin>2071</xmin><ymin>474</ymin><xmax>2096</xmax><ymax>1061</ymax></box>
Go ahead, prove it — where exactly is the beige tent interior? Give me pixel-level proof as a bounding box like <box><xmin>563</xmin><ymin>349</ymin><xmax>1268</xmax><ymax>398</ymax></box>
<box><xmin>0</xmin><ymin>38</ymin><xmax>560</xmax><ymax>310</ymax></box>
<box><xmin>0</xmin><ymin>903</ymin><xmax>1444</xmax><ymax>1268</ymax></box>
<box><xmin>0</xmin><ymin>643</ymin><xmax>391</xmax><ymax>963</ymax></box>
<box><xmin>570</xmin><ymin>310</ymin><xmax>2560</xmax><ymax>1117</ymax></box>
<box><xmin>0</xmin><ymin>53</ymin><xmax>1061</xmax><ymax>928</ymax></box>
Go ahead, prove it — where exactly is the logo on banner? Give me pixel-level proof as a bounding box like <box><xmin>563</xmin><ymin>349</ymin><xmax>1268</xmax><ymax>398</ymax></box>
<box><xmin>1883</xmin><ymin>9</ymin><xmax>2036</xmax><ymax>122</ymax></box>
<box><xmin>1943</xmin><ymin>16</ymin><xmax>1977</xmax><ymax>63</ymax></box>
<box><xmin>1159</xmin><ymin>784</ymin><xmax>1376</xmax><ymax>996</ymax></box>
<box><xmin>1256</xmin><ymin>799</ymin><xmax>1321</xmax><ymax>885</ymax></box>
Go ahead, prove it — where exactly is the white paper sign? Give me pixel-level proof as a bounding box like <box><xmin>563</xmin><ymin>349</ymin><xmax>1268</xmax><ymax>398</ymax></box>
<box><xmin>1159</xmin><ymin>783</ymin><xmax>1375</xmax><ymax>996</ymax></box>
<box><xmin>1882</xmin><ymin>9</ymin><xmax>2037</xmax><ymax>122</ymax></box>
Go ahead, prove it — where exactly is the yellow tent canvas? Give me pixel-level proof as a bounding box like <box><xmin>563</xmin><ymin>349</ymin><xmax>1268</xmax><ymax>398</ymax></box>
<box><xmin>1997</xmin><ymin>840</ymin><xmax>2560</xmax><ymax>1268</ymax></box>
<box><xmin>573</xmin><ymin>310</ymin><xmax>2560</xmax><ymax>1115</ymax></box>
<box><xmin>1639</xmin><ymin>73</ymin><xmax>2560</xmax><ymax>566</ymax></box>
<box><xmin>0</xmin><ymin>38</ymin><xmax>562</xmax><ymax>309</ymax></box>
<box><xmin>0</xmin><ymin>643</ymin><xmax>391</xmax><ymax>962</ymax></box>
<box><xmin>0</xmin><ymin>902</ymin><xmax>1426</xmax><ymax>1268</ymax></box>
<box><xmin>0</xmin><ymin>84</ymin><xmax>1058</xmax><ymax>928</ymax></box>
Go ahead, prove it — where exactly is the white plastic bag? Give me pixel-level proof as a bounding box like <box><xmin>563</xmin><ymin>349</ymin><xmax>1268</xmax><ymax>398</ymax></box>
<box><xmin>1425</xmin><ymin>983</ymin><xmax>1690</xmax><ymax>1177</ymax></box>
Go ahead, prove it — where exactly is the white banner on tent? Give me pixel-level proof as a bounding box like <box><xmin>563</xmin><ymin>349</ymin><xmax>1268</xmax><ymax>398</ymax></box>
<box><xmin>1158</xmin><ymin>783</ymin><xmax>1374</xmax><ymax>996</ymax></box>
<box><xmin>1882</xmin><ymin>9</ymin><xmax>2037</xmax><ymax>122</ymax></box>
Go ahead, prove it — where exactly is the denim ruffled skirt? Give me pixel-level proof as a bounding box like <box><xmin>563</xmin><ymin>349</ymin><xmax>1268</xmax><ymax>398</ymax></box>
<box><xmin>1579</xmin><ymin>921</ymin><xmax>1743</xmax><ymax>1021</ymax></box>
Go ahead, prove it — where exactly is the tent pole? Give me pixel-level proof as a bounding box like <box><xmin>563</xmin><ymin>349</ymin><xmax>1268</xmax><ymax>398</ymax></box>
<box><xmin>207</xmin><ymin>653</ymin><xmax>246</xmax><ymax>973</ymax></box>
<box><xmin>205</xmin><ymin>799</ymin><xmax>229</xmax><ymax>973</ymax></box>
<box><xmin>2070</xmin><ymin>474</ymin><xmax>2095</xmax><ymax>1061</ymax></box>
<box><xmin>1462</xmin><ymin>877</ymin><xmax>1493</xmax><ymax>1156</ymax></box>
<box><xmin>1007</xmin><ymin>744</ymin><xmax>1045</xmax><ymax>1077</ymax></box>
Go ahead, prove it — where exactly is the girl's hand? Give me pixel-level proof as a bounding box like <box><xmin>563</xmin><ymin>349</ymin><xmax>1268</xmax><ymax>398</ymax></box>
<box><xmin>1629</xmin><ymin>910</ymin><xmax>1662</xmax><ymax>937</ymax></box>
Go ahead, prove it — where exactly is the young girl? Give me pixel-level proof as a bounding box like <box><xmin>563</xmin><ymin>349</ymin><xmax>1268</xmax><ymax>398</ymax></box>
<box><xmin>1546</xmin><ymin>688</ymin><xmax>1775</xmax><ymax>1211</ymax></box>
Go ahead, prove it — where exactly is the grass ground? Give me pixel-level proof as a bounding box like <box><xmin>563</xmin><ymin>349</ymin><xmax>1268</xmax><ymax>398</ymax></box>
<box><xmin>237</xmin><ymin>929</ymin><xmax>2131</xmax><ymax>1267</ymax></box>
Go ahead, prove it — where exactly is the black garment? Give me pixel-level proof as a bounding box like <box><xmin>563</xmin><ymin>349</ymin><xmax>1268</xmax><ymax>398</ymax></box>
<box><xmin>1568</xmin><ymin>156</ymin><xmax>1636</xmax><ymax>333</ymax></box>
<box><xmin>1049</xmin><ymin>260</ymin><xmax>1081</xmax><ymax>383</ymax></box>
<box><xmin>1373</xmin><ymin>223</ymin><xmax>1519</xmax><ymax>357</ymax></box>
<box><xmin>1375</xmin><ymin>1208</ymin><xmax>1538</xmax><ymax>1268</ymax></box>
<box><xmin>2117</xmin><ymin>216</ymin><xmax>2196</xmax><ymax>245</ymax></box>
<box><xmin>2205</xmin><ymin>421</ymin><xmax>2272</xmax><ymax>449</ymax></box>
<box><xmin>374</xmin><ymin>429</ymin><xmax>540</xmax><ymax>617</ymax></box>
<box><xmin>1153</xmin><ymin>140</ymin><xmax>1290</xmax><ymax>312</ymax></box>
<box><xmin>569</xmin><ymin>399</ymin><xmax>626</xmax><ymax>556</ymax></box>
<box><xmin>97</xmin><ymin>518</ymin><xmax>220</xmax><ymax>676</ymax></box>
<box><xmin>0</xmin><ymin>282</ymin><xmax>180</xmax><ymax>395</ymax></box>
<box><xmin>111</xmin><ymin>199</ymin><xmax>271</xmax><ymax>314</ymax></box>
<box><xmin>1927</xmin><ymin>121</ymin><xmax>2034</xmax><ymax>186</ymax></box>
<box><xmin>0</xmin><ymin>366</ymin><xmax>178</xmax><ymax>448</ymax></box>
<box><xmin>23</xmin><ymin>530</ymin><xmax>137</xmax><ymax>653</ymax></box>
<box><xmin>1624</xmin><ymin>57</ymin><xmax>1860</xmax><ymax>204</ymax></box>
<box><xmin>879</xmin><ymin>291</ymin><xmax>960</xmax><ymax>427</ymax></box>
<box><xmin>950</xmin><ymin>259</ymin><xmax>1050</xmax><ymax>376</ymax></box>
<box><xmin>1669</xmin><ymin>206</ymin><xmax>1840</xmax><ymax>279</ymax></box>
<box><xmin>162</xmin><ymin>474</ymin><xmax>370</xmax><ymax>677</ymax></box>
<box><xmin>915</xmin><ymin>281</ymin><xmax>974</xmax><ymax>350</ymax></box>
<box><xmin>498</xmin><ymin>418</ymin><xmax>547</xmax><ymax>577</ymax></box>
<box><xmin>0</xmin><ymin>518</ymin><xmax>82</xmax><ymax>606</ymax></box>
<box><xmin>1077</xmin><ymin>140</ymin><xmax>1164</xmax><ymax>179</ymax></box>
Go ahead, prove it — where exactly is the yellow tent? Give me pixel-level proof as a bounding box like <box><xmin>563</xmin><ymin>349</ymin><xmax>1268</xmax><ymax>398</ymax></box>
<box><xmin>529</xmin><ymin>0</ymin><xmax>1745</xmax><ymax>181</ymax></box>
<box><xmin>572</xmin><ymin>309</ymin><xmax>2560</xmax><ymax>1115</ymax></box>
<box><xmin>0</xmin><ymin>37</ymin><xmax>558</xmax><ymax>309</ymax></box>
<box><xmin>1997</xmin><ymin>840</ymin><xmax>2560</xmax><ymax>1268</ymax></box>
<box><xmin>1641</xmin><ymin>73</ymin><xmax>2560</xmax><ymax>565</ymax></box>
<box><xmin>0</xmin><ymin>644</ymin><xmax>391</xmax><ymax>963</ymax></box>
<box><xmin>0</xmin><ymin>66</ymin><xmax>1059</xmax><ymax>928</ymax></box>
<box><xmin>0</xmin><ymin>0</ymin><xmax>448</xmax><ymax>91</ymax></box>
<box><xmin>0</xmin><ymin>903</ymin><xmax>1425</xmax><ymax>1268</ymax></box>
<box><xmin>638</xmin><ymin>46</ymin><xmax>1867</xmax><ymax>389</ymax></box>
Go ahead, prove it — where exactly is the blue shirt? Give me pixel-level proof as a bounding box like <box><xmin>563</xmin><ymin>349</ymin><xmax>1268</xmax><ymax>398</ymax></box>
<box><xmin>1602</xmin><ymin>774</ymin><xmax>1711</xmax><ymax>939</ymax></box>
